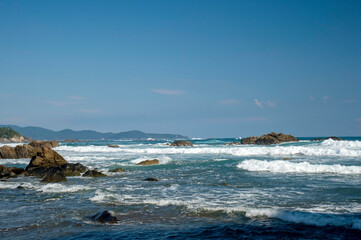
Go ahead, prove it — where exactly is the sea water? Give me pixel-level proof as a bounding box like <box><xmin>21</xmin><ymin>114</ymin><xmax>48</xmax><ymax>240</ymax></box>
<box><xmin>1</xmin><ymin>138</ymin><xmax>361</xmax><ymax>239</ymax></box>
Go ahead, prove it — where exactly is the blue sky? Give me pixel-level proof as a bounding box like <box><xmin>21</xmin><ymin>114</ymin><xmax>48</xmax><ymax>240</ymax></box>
<box><xmin>1</xmin><ymin>0</ymin><xmax>361</xmax><ymax>137</ymax></box>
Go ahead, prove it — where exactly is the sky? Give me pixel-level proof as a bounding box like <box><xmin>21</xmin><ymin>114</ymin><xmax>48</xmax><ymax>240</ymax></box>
<box><xmin>0</xmin><ymin>0</ymin><xmax>361</xmax><ymax>138</ymax></box>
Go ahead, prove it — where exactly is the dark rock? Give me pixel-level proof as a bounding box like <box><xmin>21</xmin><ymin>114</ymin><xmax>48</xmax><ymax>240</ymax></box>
<box><xmin>225</xmin><ymin>141</ymin><xmax>242</xmax><ymax>145</ymax></box>
<box><xmin>25</xmin><ymin>147</ymin><xmax>68</xmax><ymax>177</ymax></box>
<box><xmin>82</xmin><ymin>169</ymin><xmax>107</xmax><ymax>177</ymax></box>
<box><xmin>62</xmin><ymin>163</ymin><xmax>87</xmax><ymax>176</ymax></box>
<box><xmin>62</xmin><ymin>139</ymin><xmax>80</xmax><ymax>142</ymax></box>
<box><xmin>170</xmin><ymin>140</ymin><xmax>194</xmax><ymax>147</ymax></box>
<box><xmin>107</xmin><ymin>144</ymin><xmax>120</xmax><ymax>148</ymax></box>
<box><xmin>144</xmin><ymin>178</ymin><xmax>158</xmax><ymax>182</ymax></box>
<box><xmin>241</xmin><ymin>132</ymin><xmax>299</xmax><ymax>145</ymax></box>
<box><xmin>109</xmin><ymin>168</ymin><xmax>126</xmax><ymax>172</ymax></box>
<box><xmin>41</xmin><ymin>167</ymin><xmax>67</xmax><ymax>183</ymax></box>
<box><xmin>17</xmin><ymin>186</ymin><xmax>25</xmax><ymax>189</ymax></box>
<box><xmin>0</xmin><ymin>165</ymin><xmax>17</xmax><ymax>178</ymax></box>
<box><xmin>29</xmin><ymin>140</ymin><xmax>59</xmax><ymax>149</ymax></box>
<box><xmin>90</xmin><ymin>210</ymin><xmax>118</xmax><ymax>224</ymax></box>
<box><xmin>136</xmin><ymin>159</ymin><xmax>159</xmax><ymax>166</ymax></box>
<box><xmin>283</xmin><ymin>158</ymin><xmax>292</xmax><ymax>160</ymax></box>
<box><xmin>7</xmin><ymin>167</ymin><xmax>25</xmax><ymax>175</ymax></box>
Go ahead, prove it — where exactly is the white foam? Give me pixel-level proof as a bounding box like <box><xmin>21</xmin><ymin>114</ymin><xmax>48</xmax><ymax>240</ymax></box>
<box><xmin>237</xmin><ymin>159</ymin><xmax>361</xmax><ymax>174</ymax></box>
<box><xmin>245</xmin><ymin>208</ymin><xmax>361</xmax><ymax>230</ymax></box>
<box><xmin>55</xmin><ymin>141</ymin><xmax>361</xmax><ymax>157</ymax></box>
<box><xmin>37</xmin><ymin>183</ymin><xmax>92</xmax><ymax>193</ymax></box>
<box><xmin>130</xmin><ymin>155</ymin><xmax>172</xmax><ymax>165</ymax></box>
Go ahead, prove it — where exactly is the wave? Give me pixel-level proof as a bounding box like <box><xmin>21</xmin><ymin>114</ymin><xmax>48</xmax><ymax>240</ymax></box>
<box><xmin>56</xmin><ymin>142</ymin><xmax>361</xmax><ymax>157</ymax></box>
<box><xmin>237</xmin><ymin>159</ymin><xmax>361</xmax><ymax>174</ymax></box>
<box><xmin>130</xmin><ymin>155</ymin><xmax>172</xmax><ymax>165</ymax></box>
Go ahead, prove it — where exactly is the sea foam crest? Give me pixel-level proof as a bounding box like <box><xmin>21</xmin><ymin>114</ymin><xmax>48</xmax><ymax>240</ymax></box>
<box><xmin>237</xmin><ymin>159</ymin><xmax>361</xmax><ymax>174</ymax></box>
<box><xmin>245</xmin><ymin>208</ymin><xmax>361</xmax><ymax>230</ymax></box>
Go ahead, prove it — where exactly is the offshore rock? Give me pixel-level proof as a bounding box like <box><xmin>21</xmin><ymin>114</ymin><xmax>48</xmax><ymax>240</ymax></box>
<box><xmin>29</xmin><ymin>140</ymin><xmax>59</xmax><ymax>149</ymax></box>
<box><xmin>109</xmin><ymin>168</ymin><xmax>126</xmax><ymax>172</ymax></box>
<box><xmin>41</xmin><ymin>167</ymin><xmax>67</xmax><ymax>183</ymax></box>
<box><xmin>0</xmin><ymin>165</ymin><xmax>17</xmax><ymax>178</ymax></box>
<box><xmin>82</xmin><ymin>169</ymin><xmax>107</xmax><ymax>177</ymax></box>
<box><xmin>62</xmin><ymin>163</ymin><xmax>87</xmax><ymax>176</ymax></box>
<box><xmin>90</xmin><ymin>210</ymin><xmax>118</xmax><ymax>224</ymax></box>
<box><xmin>25</xmin><ymin>147</ymin><xmax>68</xmax><ymax>177</ymax></box>
<box><xmin>241</xmin><ymin>132</ymin><xmax>299</xmax><ymax>145</ymax></box>
<box><xmin>313</xmin><ymin>136</ymin><xmax>343</xmax><ymax>141</ymax></box>
<box><xmin>170</xmin><ymin>140</ymin><xmax>194</xmax><ymax>147</ymax></box>
<box><xmin>107</xmin><ymin>144</ymin><xmax>120</xmax><ymax>148</ymax></box>
<box><xmin>136</xmin><ymin>159</ymin><xmax>159</xmax><ymax>166</ymax></box>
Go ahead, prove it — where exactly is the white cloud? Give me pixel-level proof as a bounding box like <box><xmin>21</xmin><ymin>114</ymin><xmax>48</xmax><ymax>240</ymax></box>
<box><xmin>255</xmin><ymin>99</ymin><xmax>276</xmax><ymax>108</ymax></box>
<box><xmin>150</xmin><ymin>89</ymin><xmax>185</xmax><ymax>95</ymax></box>
<box><xmin>255</xmin><ymin>99</ymin><xmax>263</xmax><ymax>108</ymax></box>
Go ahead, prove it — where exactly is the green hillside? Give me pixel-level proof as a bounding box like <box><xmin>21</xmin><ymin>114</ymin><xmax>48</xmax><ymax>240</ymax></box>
<box><xmin>0</xmin><ymin>127</ymin><xmax>22</xmax><ymax>138</ymax></box>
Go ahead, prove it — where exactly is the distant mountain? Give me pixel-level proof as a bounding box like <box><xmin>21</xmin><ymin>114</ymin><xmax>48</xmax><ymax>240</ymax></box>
<box><xmin>0</xmin><ymin>125</ymin><xmax>188</xmax><ymax>141</ymax></box>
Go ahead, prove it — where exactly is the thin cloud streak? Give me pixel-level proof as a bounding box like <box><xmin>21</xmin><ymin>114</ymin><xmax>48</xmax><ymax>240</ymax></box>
<box><xmin>255</xmin><ymin>99</ymin><xmax>276</xmax><ymax>108</ymax></box>
<box><xmin>150</xmin><ymin>89</ymin><xmax>185</xmax><ymax>95</ymax></box>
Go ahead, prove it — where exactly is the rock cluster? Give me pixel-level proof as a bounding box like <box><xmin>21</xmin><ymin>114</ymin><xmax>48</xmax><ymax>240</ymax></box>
<box><xmin>0</xmin><ymin>165</ymin><xmax>25</xmax><ymax>178</ymax></box>
<box><xmin>0</xmin><ymin>135</ymin><xmax>33</xmax><ymax>143</ymax></box>
<box><xmin>241</xmin><ymin>132</ymin><xmax>299</xmax><ymax>145</ymax></box>
<box><xmin>0</xmin><ymin>140</ymin><xmax>59</xmax><ymax>159</ymax></box>
<box><xmin>313</xmin><ymin>136</ymin><xmax>343</xmax><ymax>141</ymax></box>
<box><xmin>170</xmin><ymin>140</ymin><xmax>194</xmax><ymax>147</ymax></box>
<box><xmin>82</xmin><ymin>169</ymin><xmax>107</xmax><ymax>177</ymax></box>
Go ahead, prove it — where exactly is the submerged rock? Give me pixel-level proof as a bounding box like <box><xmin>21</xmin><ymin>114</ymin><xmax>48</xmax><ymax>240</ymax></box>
<box><xmin>90</xmin><ymin>210</ymin><xmax>118</xmax><ymax>224</ymax></box>
<box><xmin>41</xmin><ymin>167</ymin><xmax>67</xmax><ymax>183</ymax></box>
<box><xmin>170</xmin><ymin>140</ymin><xmax>194</xmax><ymax>147</ymax></box>
<box><xmin>107</xmin><ymin>144</ymin><xmax>120</xmax><ymax>148</ymax></box>
<box><xmin>82</xmin><ymin>169</ymin><xmax>107</xmax><ymax>177</ymax></box>
<box><xmin>136</xmin><ymin>159</ymin><xmax>159</xmax><ymax>166</ymax></box>
<box><xmin>109</xmin><ymin>168</ymin><xmax>126</xmax><ymax>172</ymax></box>
<box><xmin>144</xmin><ymin>177</ymin><xmax>158</xmax><ymax>182</ymax></box>
<box><xmin>241</xmin><ymin>132</ymin><xmax>299</xmax><ymax>145</ymax></box>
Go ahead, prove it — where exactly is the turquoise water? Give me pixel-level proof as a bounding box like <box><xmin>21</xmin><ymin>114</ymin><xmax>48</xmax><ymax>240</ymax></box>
<box><xmin>1</xmin><ymin>138</ymin><xmax>361</xmax><ymax>239</ymax></box>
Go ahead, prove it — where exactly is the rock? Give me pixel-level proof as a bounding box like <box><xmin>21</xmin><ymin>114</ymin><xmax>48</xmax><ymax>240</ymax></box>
<box><xmin>25</xmin><ymin>147</ymin><xmax>68</xmax><ymax>177</ymax></box>
<box><xmin>82</xmin><ymin>169</ymin><xmax>107</xmax><ymax>177</ymax></box>
<box><xmin>225</xmin><ymin>141</ymin><xmax>242</xmax><ymax>145</ymax></box>
<box><xmin>0</xmin><ymin>146</ymin><xmax>17</xmax><ymax>159</ymax></box>
<box><xmin>144</xmin><ymin>177</ymin><xmax>158</xmax><ymax>182</ymax></box>
<box><xmin>107</xmin><ymin>144</ymin><xmax>120</xmax><ymax>148</ymax></box>
<box><xmin>90</xmin><ymin>210</ymin><xmax>118</xmax><ymax>224</ymax></box>
<box><xmin>41</xmin><ymin>167</ymin><xmax>67</xmax><ymax>183</ymax></box>
<box><xmin>62</xmin><ymin>139</ymin><xmax>80</xmax><ymax>142</ymax></box>
<box><xmin>241</xmin><ymin>132</ymin><xmax>299</xmax><ymax>145</ymax></box>
<box><xmin>312</xmin><ymin>138</ymin><xmax>325</xmax><ymax>141</ymax></box>
<box><xmin>17</xmin><ymin>186</ymin><xmax>25</xmax><ymax>189</ymax></box>
<box><xmin>109</xmin><ymin>168</ymin><xmax>126</xmax><ymax>172</ymax></box>
<box><xmin>0</xmin><ymin>144</ymin><xmax>36</xmax><ymax>159</ymax></box>
<box><xmin>29</xmin><ymin>140</ymin><xmax>59</xmax><ymax>149</ymax></box>
<box><xmin>62</xmin><ymin>163</ymin><xmax>87</xmax><ymax>176</ymax></box>
<box><xmin>7</xmin><ymin>167</ymin><xmax>25</xmax><ymax>175</ymax></box>
<box><xmin>136</xmin><ymin>159</ymin><xmax>159</xmax><ymax>166</ymax></box>
<box><xmin>0</xmin><ymin>165</ymin><xmax>17</xmax><ymax>178</ymax></box>
<box><xmin>170</xmin><ymin>140</ymin><xmax>194</xmax><ymax>147</ymax></box>
<box><xmin>283</xmin><ymin>158</ymin><xmax>292</xmax><ymax>160</ymax></box>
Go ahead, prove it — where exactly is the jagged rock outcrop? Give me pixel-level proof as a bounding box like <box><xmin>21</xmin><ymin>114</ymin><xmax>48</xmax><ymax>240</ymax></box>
<box><xmin>136</xmin><ymin>159</ymin><xmax>159</xmax><ymax>166</ymax></box>
<box><xmin>89</xmin><ymin>211</ymin><xmax>118</xmax><ymax>224</ymax></box>
<box><xmin>29</xmin><ymin>140</ymin><xmax>59</xmax><ymax>149</ymax></box>
<box><xmin>313</xmin><ymin>136</ymin><xmax>343</xmax><ymax>141</ymax></box>
<box><xmin>170</xmin><ymin>140</ymin><xmax>194</xmax><ymax>147</ymax></box>
<box><xmin>41</xmin><ymin>167</ymin><xmax>67</xmax><ymax>183</ymax></box>
<box><xmin>62</xmin><ymin>163</ymin><xmax>87</xmax><ymax>176</ymax></box>
<box><xmin>82</xmin><ymin>169</ymin><xmax>107</xmax><ymax>177</ymax></box>
<box><xmin>241</xmin><ymin>132</ymin><xmax>299</xmax><ymax>145</ymax></box>
<box><xmin>25</xmin><ymin>147</ymin><xmax>68</xmax><ymax>176</ymax></box>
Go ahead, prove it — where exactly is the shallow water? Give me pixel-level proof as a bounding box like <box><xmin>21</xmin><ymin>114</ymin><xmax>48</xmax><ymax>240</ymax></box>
<box><xmin>1</xmin><ymin>138</ymin><xmax>361</xmax><ymax>239</ymax></box>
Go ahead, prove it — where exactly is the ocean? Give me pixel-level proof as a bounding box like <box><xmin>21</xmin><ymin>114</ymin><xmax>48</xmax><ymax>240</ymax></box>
<box><xmin>1</xmin><ymin>137</ymin><xmax>361</xmax><ymax>239</ymax></box>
